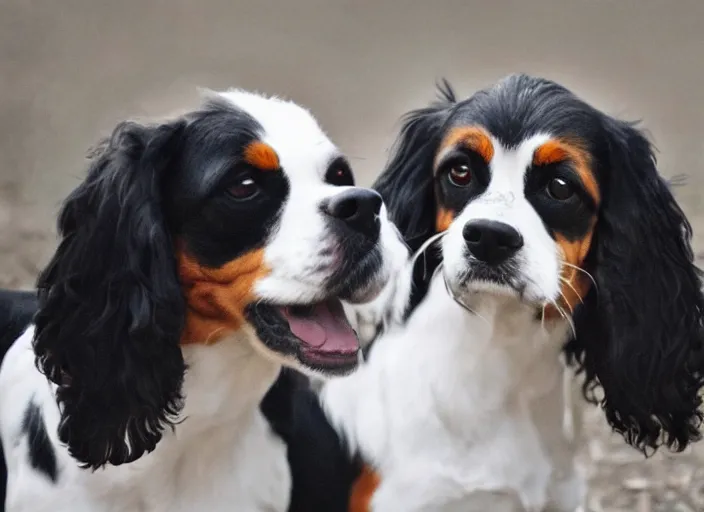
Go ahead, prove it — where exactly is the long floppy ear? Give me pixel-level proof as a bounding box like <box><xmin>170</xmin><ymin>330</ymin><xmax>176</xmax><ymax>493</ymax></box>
<box><xmin>566</xmin><ymin>117</ymin><xmax>704</xmax><ymax>452</ymax></box>
<box><xmin>373</xmin><ymin>81</ymin><xmax>456</xmax><ymax>252</ymax></box>
<box><xmin>33</xmin><ymin>119</ymin><xmax>188</xmax><ymax>469</ymax></box>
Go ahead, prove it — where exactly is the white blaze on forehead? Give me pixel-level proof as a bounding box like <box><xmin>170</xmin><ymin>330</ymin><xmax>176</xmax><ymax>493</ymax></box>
<box><xmin>442</xmin><ymin>132</ymin><xmax>563</xmax><ymax>303</ymax></box>
<box><xmin>216</xmin><ymin>89</ymin><xmax>339</xmax><ymax>181</ymax></box>
<box><xmin>480</xmin><ymin>133</ymin><xmax>551</xmax><ymax>199</ymax></box>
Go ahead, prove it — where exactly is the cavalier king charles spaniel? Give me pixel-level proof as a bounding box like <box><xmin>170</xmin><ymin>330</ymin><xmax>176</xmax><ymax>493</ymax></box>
<box><xmin>0</xmin><ymin>90</ymin><xmax>406</xmax><ymax>511</ymax></box>
<box><xmin>277</xmin><ymin>74</ymin><xmax>704</xmax><ymax>512</ymax></box>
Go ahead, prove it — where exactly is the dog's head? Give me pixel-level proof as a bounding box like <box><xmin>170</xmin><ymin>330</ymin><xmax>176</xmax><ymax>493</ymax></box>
<box><xmin>33</xmin><ymin>90</ymin><xmax>405</xmax><ymax>469</ymax></box>
<box><xmin>375</xmin><ymin>74</ymin><xmax>704</xmax><ymax>453</ymax></box>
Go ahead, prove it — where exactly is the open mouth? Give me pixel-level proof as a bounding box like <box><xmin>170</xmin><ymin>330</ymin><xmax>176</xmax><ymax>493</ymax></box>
<box><xmin>279</xmin><ymin>300</ymin><xmax>359</xmax><ymax>369</ymax></box>
<box><xmin>245</xmin><ymin>298</ymin><xmax>359</xmax><ymax>375</ymax></box>
<box><xmin>243</xmin><ymin>248</ymin><xmax>389</xmax><ymax>375</ymax></box>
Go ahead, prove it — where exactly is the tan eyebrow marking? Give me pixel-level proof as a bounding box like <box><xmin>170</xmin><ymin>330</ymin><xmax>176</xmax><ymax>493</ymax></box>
<box><xmin>435</xmin><ymin>126</ymin><xmax>495</xmax><ymax>170</ymax></box>
<box><xmin>243</xmin><ymin>141</ymin><xmax>280</xmax><ymax>171</ymax></box>
<box><xmin>533</xmin><ymin>139</ymin><xmax>600</xmax><ymax>205</ymax></box>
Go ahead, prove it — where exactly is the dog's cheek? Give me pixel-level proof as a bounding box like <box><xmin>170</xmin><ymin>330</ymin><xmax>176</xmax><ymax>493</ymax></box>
<box><xmin>548</xmin><ymin>229</ymin><xmax>595</xmax><ymax>316</ymax></box>
<box><xmin>436</xmin><ymin>207</ymin><xmax>455</xmax><ymax>232</ymax></box>
<box><xmin>178</xmin><ymin>248</ymin><xmax>270</xmax><ymax>344</ymax></box>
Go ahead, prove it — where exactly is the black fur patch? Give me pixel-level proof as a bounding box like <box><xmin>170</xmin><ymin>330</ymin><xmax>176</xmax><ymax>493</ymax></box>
<box><xmin>22</xmin><ymin>402</ymin><xmax>58</xmax><ymax>483</ymax></box>
<box><xmin>261</xmin><ymin>369</ymin><xmax>361</xmax><ymax>512</ymax></box>
<box><xmin>0</xmin><ymin>289</ymin><xmax>38</xmax><ymax>359</ymax></box>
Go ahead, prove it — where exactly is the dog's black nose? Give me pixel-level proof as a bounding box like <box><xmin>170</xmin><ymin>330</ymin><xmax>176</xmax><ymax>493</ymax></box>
<box><xmin>463</xmin><ymin>220</ymin><xmax>523</xmax><ymax>265</ymax></box>
<box><xmin>323</xmin><ymin>188</ymin><xmax>382</xmax><ymax>239</ymax></box>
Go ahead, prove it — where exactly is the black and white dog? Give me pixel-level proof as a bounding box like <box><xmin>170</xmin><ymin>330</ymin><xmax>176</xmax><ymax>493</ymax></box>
<box><xmin>286</xmin><ymin>74</ymin><xmax>704</xmax><ymax>511</ymax></box>
<box><xmin>0</xmin><ymin>90</ymin><xmax>407</xmax><ymax>511</ymax></box>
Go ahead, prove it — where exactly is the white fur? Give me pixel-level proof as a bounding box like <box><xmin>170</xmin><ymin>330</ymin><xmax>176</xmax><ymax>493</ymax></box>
<box><xmin>442</xmin><ymin>134</ymin><xmax>562</xmax><ymax>305</ymax></box>
<box><xmin>1</xmin><ymin>326</ymin><xmax>289</xmax><ymax>512</ymax></box>
<box><xmin>0</xmin><ymin>91</ymin><xmax>407</xmax><ymax>511</ymax></box>
<box><xmin>324</xmin><ymin>274</ymin><xmax>585</xmax><ymax>512</ymax></box>
<box><xmin>323</xmin><ymin>137</ymin><xmax>587</xmax><ymax>511</ymax></box>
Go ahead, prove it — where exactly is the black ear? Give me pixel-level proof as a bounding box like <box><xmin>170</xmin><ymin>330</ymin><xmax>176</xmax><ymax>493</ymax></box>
<box><xmin>33</xmin><ymin>120</ymin><xmax>188</xmax><ymax>469</ymax></box>
<box><xmin>373</xmin><ymin>81</ymin><xmax>456</xmax><ymax>252</ymax></box>
<box><xmin>566</xmin><ymin>117</ymin><xmax>704</xmax><ymax>453</ymax></box>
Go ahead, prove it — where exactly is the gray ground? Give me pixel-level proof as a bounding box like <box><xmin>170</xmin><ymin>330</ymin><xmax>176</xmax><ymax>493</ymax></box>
<box><xmin>581</xmin><ymin>405</ymin><xmax>704</xmax><ymax>512</ymax></box>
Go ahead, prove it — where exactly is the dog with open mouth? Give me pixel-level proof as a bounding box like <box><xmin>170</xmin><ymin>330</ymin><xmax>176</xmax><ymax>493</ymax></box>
<box><xmin>0</xmin><ymin>89</ymin><xmax>406</xmax><ymax>511</ymax></box>
<box><xmin>277</xmin><ymin>74</ymin><xmax>704</xmax><ymax>512</ymax></box>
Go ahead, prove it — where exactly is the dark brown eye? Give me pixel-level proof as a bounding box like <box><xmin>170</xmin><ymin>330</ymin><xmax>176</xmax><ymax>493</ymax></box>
<box><xmin>325</xmin><ymin>158</ymin><xmax>355</xmax><ymax>187</ymax></box>
<box><xmin>447</xmin><ymin>164</ymin><xmax>472</xmax><ymax>187</ymax></box>
<box><xmin>546</xmin><ymin>177</ymin><xmax>574</xmax><ymax>200</ymax></box>
<box><xmin>228</xmin><ymin>177</ymin><xmax>259</xmax><ymax>200</ymax></box>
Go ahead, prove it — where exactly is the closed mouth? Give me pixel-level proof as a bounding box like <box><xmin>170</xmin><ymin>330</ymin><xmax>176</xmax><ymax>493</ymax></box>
<box><xmin>463</xmin><ymin>264</ymin><xmax>515</xmax><ymax>289</ymax></box>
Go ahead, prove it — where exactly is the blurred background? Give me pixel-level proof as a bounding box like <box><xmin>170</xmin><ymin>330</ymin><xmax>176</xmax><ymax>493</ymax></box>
<box><xmin>1</xmin><ymin>0</ymin><xmax>702</xmax><ymax>510</ymax></box>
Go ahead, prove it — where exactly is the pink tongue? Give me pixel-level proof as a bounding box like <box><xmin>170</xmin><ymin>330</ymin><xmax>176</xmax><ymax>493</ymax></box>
<box><xmin>282</xmin><ymin>301</ymin><xmax>359</xmax><ymax>354</ymax></box>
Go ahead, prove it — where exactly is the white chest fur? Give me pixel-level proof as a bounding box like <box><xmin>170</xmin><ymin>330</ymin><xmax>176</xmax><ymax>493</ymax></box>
<box><xmin>323</xmin><ymin>276</ymin><xmax>584</xmax><ymax>512</ymax></box>
<box><xmin>0</xmin><ymin>329</ymin><xmax>291</xmax><ymax>512</ymax></box>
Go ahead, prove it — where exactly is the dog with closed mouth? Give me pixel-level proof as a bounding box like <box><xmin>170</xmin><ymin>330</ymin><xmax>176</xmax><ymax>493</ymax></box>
<box><xmin>0</xmin><ymin>89</ymin><xmax>407</xmax><ymax>511</ymax></box>
<box><xmin>278</xmin><ymin>74</ymin><xmax>704</xmax><ymax>512</ymax></box>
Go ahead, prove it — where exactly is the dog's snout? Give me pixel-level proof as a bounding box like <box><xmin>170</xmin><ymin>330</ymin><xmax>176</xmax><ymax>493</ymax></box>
<box><xmin>323</xmin><ymin>188</ymin><xmax>382</xmax><ymax>239</ymax></box>
<box><xmin>463</xmin><ymin>220</ymin><xmax>523</xmax><ymax>265</ymax></box>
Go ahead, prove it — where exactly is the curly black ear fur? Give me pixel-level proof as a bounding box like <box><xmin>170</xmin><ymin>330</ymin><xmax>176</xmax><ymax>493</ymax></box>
<box><xmin>566</xmin><ymin>117</ymin><xmax>704</xmax><ymax>453</ymax></box>
<box><xmin>373</xmin><ymin>81</ymin><xmax>456</xmax><ymax>252</ymax></box>
<box><xmin>33</xmin><ymin>120</ymin><xmax>188</xmax><ymax>469</ymax></box>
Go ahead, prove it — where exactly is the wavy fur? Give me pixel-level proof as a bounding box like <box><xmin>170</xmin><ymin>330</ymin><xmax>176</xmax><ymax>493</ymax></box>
<box><xmin>33</xmin><ymin>120</ymin><xmax>188</xmax><ymax>469</ymax></box>
<box><xmin>565</xmin><ymin>118</ymin><xmax>704</xmax><ymax>452</ymax></box>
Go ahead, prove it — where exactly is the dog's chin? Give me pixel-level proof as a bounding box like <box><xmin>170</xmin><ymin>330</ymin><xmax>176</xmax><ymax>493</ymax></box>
<box><xmin>338</xmin><ymin>274</ymin><xmax>387</xmax><ymax>304</ymax></box>
<box><xmin>464</xmin><ymin>279</ymin><xmax>521</xmax><ymax>298</ymax></box>
<box><xmin>450</xmin><ymin>265</ymin><xmax>536</xmax><ymax>305</ymax></box>
<box><xmin>244</xmin><ymin>298</ymin><xmax>360</xmax><ymax>377</ymax></box>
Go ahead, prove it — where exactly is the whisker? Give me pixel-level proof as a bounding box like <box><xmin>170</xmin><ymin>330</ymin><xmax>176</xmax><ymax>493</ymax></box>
<box><xmin>549</xmin><ymin>300</ymin><xmax>564</xmax><ymax>322</ymax></box>
<box><xmin>553</xmin><ymin>302</ymin><xmax>569</xmax><ymax>326</ymax></box>
<box><xmin>557</xmin><ymin>288</ymin><xmax>575</xmax><ymax>315</ymax></box>
<box><xmin>439</xmin><ymin>265</ymin><xmax>491</xmax><ymax>326</ymax></box>
<box><xmin>565</xmin><ymin>314</ymin><xmax>577</xmax><ymax>339</ymax></box>
<box><xmin>411</xmin><ymin>231</ymin><xmax>447</xmax><ymax>279</ymax></box>
<box><xmin>561</xmin><ymin>262</ymin><xmax>598</xmax><ymax>293</ymax></box>
<box><xmin>559</xmin><ymin>277</ymin><xmax>584</xmax><ymax>305</ymax></box>
<box><xmin>412</xmin><ymin>231</ymin><xmax>447</xmax><ymax>263</ymax></box>
<box><xmin>541</xmin><ymin>304</ymin><xmax>547</xmax><ymax>330</ymax></box>
<box><xmin>551</xmin><ymin>299</ymin><xmax>577</xmax><ymax>338</ymax></box>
